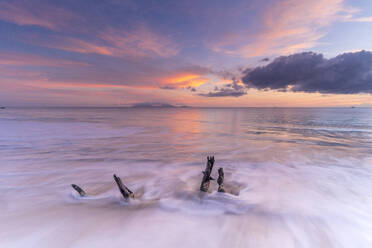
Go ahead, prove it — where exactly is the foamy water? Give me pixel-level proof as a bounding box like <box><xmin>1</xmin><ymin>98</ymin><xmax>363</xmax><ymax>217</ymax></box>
<box><xmin>1</xmin><ymin>107</ymin><xmax>372</xmax><ymax>247</ymax></box>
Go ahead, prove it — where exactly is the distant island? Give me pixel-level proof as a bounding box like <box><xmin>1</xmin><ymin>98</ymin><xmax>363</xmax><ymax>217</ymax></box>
<box><xmin>0</xmin><ymin>107</ymin><xmax>5</xmax><ymax>109</ymax></box>
<box><xmin>131</xmin><ymin>102</ymin><xmax>190</xmax><ymax>108</ymax></box>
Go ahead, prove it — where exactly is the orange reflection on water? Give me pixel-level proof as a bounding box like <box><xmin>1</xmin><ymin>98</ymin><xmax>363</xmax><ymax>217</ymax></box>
<box><xmin>165</xmin><ymin>108</ymin><xmax>204</xmax><ymax>135</ymax></box>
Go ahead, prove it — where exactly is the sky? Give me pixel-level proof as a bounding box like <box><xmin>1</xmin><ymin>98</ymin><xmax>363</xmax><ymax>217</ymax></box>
<box><xmin>0</xmin><ymin>0</ymin><xmax>372</xmax><ymax>107</ymax></box>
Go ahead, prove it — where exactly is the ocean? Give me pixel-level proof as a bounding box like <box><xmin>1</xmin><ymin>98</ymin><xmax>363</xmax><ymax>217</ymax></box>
<box><xmin>1</xmin><ymin>107</ymin><xmax>372</xmax><ymax>247</ymax></box>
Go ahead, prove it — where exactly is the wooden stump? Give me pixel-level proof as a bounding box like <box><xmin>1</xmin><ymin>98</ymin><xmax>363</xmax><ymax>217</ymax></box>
<box><xmin>71</xmin><ymin>184</ymin><xmax>86</xmax><ymax>197</ymax></box>
<box><xmin>217</xmin><ymin>168</ymin><xmax>225</xmax><ymax>193</ymax></box>
<box><xmin>200</xmin><ymin>156</ymin><xmax>215</xmax><ymax>192</ymax></box>
<box><xmin>113</xmin><ymin>174</ymin><xmax>134</xmax><ymax>200</ymax></box>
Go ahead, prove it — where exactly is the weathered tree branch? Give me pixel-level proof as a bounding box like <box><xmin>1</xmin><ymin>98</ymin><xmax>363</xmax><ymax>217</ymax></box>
<box><xmin>71</xmin><ymin>184</ymin><xmax>86</xmax><ymax>197</ymax></box>
<box><xmin>200</xmin><ymin>156</ymin><xmax>215</xmax><ymax>192</ymax></box>
<box><xmin>113</xmin><ymin>174</ymin><xmax>134</xmax><ymax>200</ymax></box>
<box><xmin>217</xmin><ymin>168</ymin><xmax>225</xmax><ymax>192</ymax></box>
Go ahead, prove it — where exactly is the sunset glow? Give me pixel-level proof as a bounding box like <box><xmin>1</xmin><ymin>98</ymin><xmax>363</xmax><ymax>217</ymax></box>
<box><xmin>2</xmin><ymin>2</ymin><xmax>372</xmax><ymax>247</ymax></box>
<box><xmin>0</xmin><ymin>0</ymin><xmax>371</xmax><ymax>107</ymax></box>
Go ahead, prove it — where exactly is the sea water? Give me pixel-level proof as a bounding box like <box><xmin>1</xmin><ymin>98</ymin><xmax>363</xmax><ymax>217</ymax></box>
<box><xmin>0</xmin><ymin>107</ymin><xmax>372</xmax><ymax>248</ymax></box>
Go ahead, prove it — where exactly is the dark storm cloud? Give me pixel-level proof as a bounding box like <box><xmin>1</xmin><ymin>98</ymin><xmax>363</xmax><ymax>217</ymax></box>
<box><xmin>199</xmin><ymin>78</ymin><xmax>246</xmax><ymax>97</ymax></box>
<box><xmin>242</xmin><ymin>51</ymin><xmax>372</xmax><ymax>94</ymax></box>
<box><xmin>260</xmin><ymin>57</ymin><xmax>270</xmax><ymax>62</ymax></box>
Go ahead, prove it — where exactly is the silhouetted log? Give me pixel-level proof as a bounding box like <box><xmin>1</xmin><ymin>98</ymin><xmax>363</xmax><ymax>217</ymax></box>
<box><xmin>217</xmin><ymin>168</ymin><xmax>225</xmax><ymax>193</ymax></box>
<box><xmin>113</xmin><ymin>174</ymin><xmax>134</xmax><ymax>199</ymax></box>
<box><xmin>200</xmin><ymin>156</ymin><xmax>215</xmax><ymax>192</ymax></box>
<box><xmin>71</xmin><ymin>184</ymin><xmax>86</xmax><ymax>197</ymax></box>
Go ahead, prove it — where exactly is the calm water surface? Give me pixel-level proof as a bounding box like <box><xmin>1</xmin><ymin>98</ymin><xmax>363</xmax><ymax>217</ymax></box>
<box><xmin>1</xmin><ymin>107</ymin><xmax>372</xmax><ymax>247</ymax></box>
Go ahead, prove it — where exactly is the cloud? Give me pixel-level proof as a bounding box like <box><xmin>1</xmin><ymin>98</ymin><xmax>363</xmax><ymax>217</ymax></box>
<box><xmin>242</xmin><ymin>51</ymin><xmax>372</xmax><ymax>94</ymax></box>
<box><xmin>37</xmin><ymin>37</ymin><xmax>113</xmax><ymax>56</ymax></box>
<box><xmin>0</xmin><ymin>52</ymin><xmax>88</xmax><ymax>67</ymax></box>
<box><xmin>159</xmin><ymin>85</ymin><xmax>177</xmax><ymax>90</ymax></box>
<box><xmin>199</xmin><ymin>78</ymin><xmax>246</xmax><ymax>97</ymax></box>
<box><xmin>98</xmin><ymin>26</ymin><xmax>179</xmax><ymax>58</ymax></box>
<box><xmin>260</xmin><ymin>58</ymin><xmax>270</xmax><ymax>62</ymax></box>
<box><xmin>160</xmin><ymin>70</ymin><xmax>210</xmax><ymax>89</ymax></box>
<box><xmin>186</xmin><ymin>86</ymin><xmax>197</xmax><ymax>92</ymax></box>
<box><xmin>0</xmin><ymin>0</ymin><xmax>80</xmax><ymax>30</ymax></box>
<box><xmin>0</xmin><ymin>49</ymin><xmax>210</xmax><ymax>93</ymax></box>
<box><xmin>346</xmin><ymin>16</ymin><xmax>372</xmax><ymax>23</ymax></box>
<box><xmin>27</xmin><ymin>26</ymin><xmax>179</xmax><ymax>58</ymax></box>
<box><xmin>199</xmin><ymin>88</ymin><xmax>246</xmax><ymax>97</ymax></box>
<box><xmin>0</xmin><ymin>1</ymin><xmax>178</xmax><ymax>58</ymax></box>
<box><xmin>212</xmin><ymin>69</ymin><xmax>238</xmax><ymax>80</ymax></box>
<box><xmin>211</xmin><ymin>0</ymin><xmax>352</xmax><ymax>57</ymax></box>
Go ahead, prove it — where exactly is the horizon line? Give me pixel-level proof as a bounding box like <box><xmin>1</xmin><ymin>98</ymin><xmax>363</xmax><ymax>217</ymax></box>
<box><xmin>2</xmin><ymin>106</ymin><xmax>370</xmax><ymax>109</ymax></box>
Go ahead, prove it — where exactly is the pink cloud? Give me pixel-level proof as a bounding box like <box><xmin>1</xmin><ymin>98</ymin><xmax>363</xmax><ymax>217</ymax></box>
<box><xmin>26</xmin><ymin>26</ymin><xmax>179</xmax><ymax>58</ymax></box>
<box><xmin>211</xmin><ymin>0</ymin><xmax>352</xmax><ymax>57</ymax></box>
<box><xmin>0</xmin><ymin>52</ymin><xmax>89</xmax><ymax>67</ymax></box>
<box><xmin>0</xmin><ymin>0</ymin><xmax>80</xmax><ymax>30</ymax></box>
<box><xmin>0</xmin><ymin>51</ymin><xmax>209</xmax><ymax>91</ymax></box>
<box><xmin>36</xmin><ymin>37</ymin><xmax>114</xmax><ymax>56</ymax></box>
<box><xmin>99</xmin><ymin>26</ymin><xmax>179</xmax><ymax>58</ymax></box>
<box><xmin>0</xmin><ymin>2</ymin><xmax>179</xmax><ymax>59</ymax></box>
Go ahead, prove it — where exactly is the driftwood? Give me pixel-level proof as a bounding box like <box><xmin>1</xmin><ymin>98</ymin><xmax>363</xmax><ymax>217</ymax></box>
<box><xmin>113</xmin><ymin>174</ymin><xmax>134</xmax><ymax>199</ymax></box>
<box><xmin>217</xmin><ymin>168</ymin><xmax>225</xmax><ymax>192</ymax></box>
<box><xmin>200</xmin><ymin>156</ymin><xmax>215</xmax><ymax>192</ymax></box>
<box><xmin>71</xmin><ymin>156</ymin><xmax>225</xmax><ymax>202</ymax></box>
<box><xmin>71</xmin><ymin>184</ymin><xmax>86</xmax><ymax>196</ymax></box>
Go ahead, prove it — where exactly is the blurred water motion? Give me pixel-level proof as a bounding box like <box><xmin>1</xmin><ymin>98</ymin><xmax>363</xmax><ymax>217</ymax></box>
<box><xmin>1</xmin><ymin>107</ymin><xmax>372</xmax><ymax>248</ymax></box>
